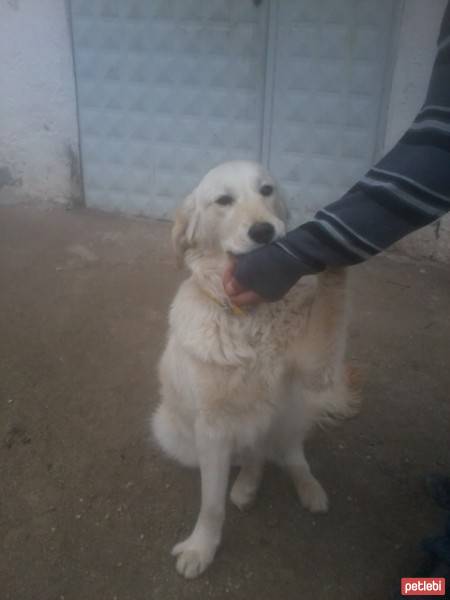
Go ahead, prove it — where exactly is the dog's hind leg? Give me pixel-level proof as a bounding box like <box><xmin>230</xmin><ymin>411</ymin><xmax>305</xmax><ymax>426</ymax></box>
<box><xmin>296</xmin><ymin>268</ymin><xmax>348</xmax><ymax>377</ymax></box>
<box><xmin>283</xmin><ymin>442</ymin><xmax>329</xmax><ymax>514</ymax></box>
<box><xmin>172</xmin><ymin>422</ymin><xmax>232</xmax><ymax>578</ymax></box>
<box><xmin>295</xmin><ymin>268</ymin><xmax>358</xmax><ymax>421</ymax></box>
<box><xmin>230</xmin><ymin>451</ymin><xmax>264</xmax><ymax>511</ymax></box>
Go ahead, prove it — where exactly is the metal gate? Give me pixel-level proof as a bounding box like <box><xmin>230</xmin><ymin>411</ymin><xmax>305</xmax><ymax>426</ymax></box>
<box><xmin>70</xmin><ymin>0</ymin><xmax>396</xmax><ymax>221</ymax></box>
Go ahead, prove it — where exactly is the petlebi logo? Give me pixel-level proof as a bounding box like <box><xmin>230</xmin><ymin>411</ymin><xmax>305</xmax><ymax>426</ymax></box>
<box><xmin>401</xmin><ymin>577</ymin><xmax>446</xmax><ymax>596</ymax></box>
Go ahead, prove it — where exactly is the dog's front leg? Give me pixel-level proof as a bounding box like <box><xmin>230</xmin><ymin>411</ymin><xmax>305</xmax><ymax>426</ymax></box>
<box><xmin>172</xmin><ymin>421</ymin><xmax>231</xmax><ymax>578</ymax></box>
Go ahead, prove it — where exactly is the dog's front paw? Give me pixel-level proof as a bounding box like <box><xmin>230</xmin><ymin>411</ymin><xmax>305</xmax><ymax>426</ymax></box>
<box><xmin>297</xmin><ymin>477</ymin><xmax>329</xmax><ymax>513</ymax></box>
<box><xmin>172</xmin><ymin>535</ymin><xmax>216</xmax><ymax>579</ymax></box>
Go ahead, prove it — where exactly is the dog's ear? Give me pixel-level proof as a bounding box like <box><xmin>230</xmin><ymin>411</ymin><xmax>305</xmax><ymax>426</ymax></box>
<box><xmin>172</xmin><ymin>192</ymin><xmax>199</xmax><ymax>266</ymax></box>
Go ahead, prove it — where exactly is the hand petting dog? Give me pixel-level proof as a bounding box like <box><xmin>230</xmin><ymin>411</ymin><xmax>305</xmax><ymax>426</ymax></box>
<box><xmin>223</xmin><ymin>258</ymin><xmax>264</xmax><ymax>307</ymax></box>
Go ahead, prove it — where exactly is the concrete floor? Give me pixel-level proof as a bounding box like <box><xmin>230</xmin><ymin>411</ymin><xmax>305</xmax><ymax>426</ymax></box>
<box><xmin>1</xmin><ymin>203</ymin><xmax>449</xmax><ymax>600</ymax></box>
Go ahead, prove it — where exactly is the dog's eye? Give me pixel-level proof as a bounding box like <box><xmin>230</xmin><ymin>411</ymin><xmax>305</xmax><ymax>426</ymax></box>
<box><xmin>260</xmin><ymin>184</ymin><xmax>274</xmax><ymax>197</ymax></box>
<box><xmin>215</xmin><ymin>195</ymin><xmax>234</xmax><ymax>206</ymax></box>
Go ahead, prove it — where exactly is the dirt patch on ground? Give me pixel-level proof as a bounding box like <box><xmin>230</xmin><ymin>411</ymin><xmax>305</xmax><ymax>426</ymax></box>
<box><xmin>1</xmin><ymin>204</ymin><xmax>449</xmax><ymax>600</ymax></box>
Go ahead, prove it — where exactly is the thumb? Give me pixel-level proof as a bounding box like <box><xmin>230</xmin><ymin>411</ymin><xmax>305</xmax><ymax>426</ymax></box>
<box><xmin>223</xmin><ymin>260</ymin><xmax>246</xmax><ymax>296</ymax></box>
<box><xmin>224</xmin><ymin>276</ymin><xmax>240</xmax><ymax>296</ymax></box>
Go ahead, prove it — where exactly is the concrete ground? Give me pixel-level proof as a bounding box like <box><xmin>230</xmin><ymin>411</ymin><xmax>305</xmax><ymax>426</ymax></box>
<box><xmin>1</xmin><ymin>203</ymin><xmax>449</xmax><ymax>600</ymax></box>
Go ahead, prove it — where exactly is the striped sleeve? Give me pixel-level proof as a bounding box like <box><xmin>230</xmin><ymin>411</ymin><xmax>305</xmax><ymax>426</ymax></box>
<box><xmin>234</xmin><ymin>2</ymin><xmax>450</xmax><ymax>301</ymax></box>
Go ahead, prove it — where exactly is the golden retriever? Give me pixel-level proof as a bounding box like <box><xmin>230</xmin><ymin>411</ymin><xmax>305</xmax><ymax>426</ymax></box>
<box><xmin>152</xmin><ymin>161</ymin><xmax>356</xmax><ymax>578</ymax></box>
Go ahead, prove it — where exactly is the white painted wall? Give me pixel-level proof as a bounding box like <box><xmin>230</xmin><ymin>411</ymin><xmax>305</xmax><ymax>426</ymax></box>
<box><xmin>0</xmin><ymin>0</ymin><xmax>81</xmax><ymax>206</ymax></box>
<box><xmin>382</xmin><ymin>0</ymin><xmax>450</xmax><ymax>261</ymax></box>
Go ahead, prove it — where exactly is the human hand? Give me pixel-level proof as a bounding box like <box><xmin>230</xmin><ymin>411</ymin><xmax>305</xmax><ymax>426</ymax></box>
<box><xmin>222</xmin><ymin>259</ymin><xmax>265</xmax><ymax>307</ymax></box>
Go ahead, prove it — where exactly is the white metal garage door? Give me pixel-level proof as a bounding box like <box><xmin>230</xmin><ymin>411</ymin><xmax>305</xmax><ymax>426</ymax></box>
<box><xmin>70</xmin><ymin>0</ymin><xmax>396</xmax><ymax>222</ymax></box>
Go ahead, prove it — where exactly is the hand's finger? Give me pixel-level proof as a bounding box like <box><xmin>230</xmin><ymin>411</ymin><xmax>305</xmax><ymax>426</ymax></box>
<box><xmin>223</xmin><ymin>258</ymin><xmax>241</xmax><ymax>294</ymax></box>
<box><xmin>230</xmin><ymin>290</ymin><xmax>263</xmax><ymax>307</ymax></box>
<box><xmin>222</xmin><ymin>261</ymin><xmax>235</xmax><ymax>290</ymax></box>
<box><xmin>222</xmin><ymin>257</ymin><xmax>260</xmax><ymax>302</ymax></box>
<box><xmin>224</xmin><ymin>274</ymin><xmax>247</xmax><ymax>297</ymax></box>
<box><xmin>222</xmin><ymin>258</ymin><xmax>235</xmax><ymax>282</ymax></box>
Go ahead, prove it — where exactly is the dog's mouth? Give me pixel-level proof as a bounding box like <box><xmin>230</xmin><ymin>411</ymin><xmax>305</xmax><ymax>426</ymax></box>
<box><xmin>225</xmin><ymin>248</ymin><xmax>256</xmax><ymax>259</ymax></box>
<box><xmin>226</xmin><ymin>250</ymin><xmax>243</xmax><ymax>258</ymax></box>
<box><xmin>225</xmin><ymin>240</ymin><xmax>275</xmax><ymax>258</ymax></box>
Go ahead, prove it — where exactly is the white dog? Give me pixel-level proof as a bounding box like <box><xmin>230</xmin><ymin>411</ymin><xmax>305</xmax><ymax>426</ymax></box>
<box><xmin>152</xmin><ymin>161</ymin><xmax>356</xmax><ymax>578</ymax></box>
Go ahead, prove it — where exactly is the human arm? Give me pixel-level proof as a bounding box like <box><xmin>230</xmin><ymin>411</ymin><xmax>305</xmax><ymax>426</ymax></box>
<box><xmin>227</xmin><ymin>3</ymin><xmax>450</xmax><ymax>304</ymax></box>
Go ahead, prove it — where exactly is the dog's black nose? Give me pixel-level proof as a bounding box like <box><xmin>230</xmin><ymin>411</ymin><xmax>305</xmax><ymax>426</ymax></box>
<box><xmin>248</xmin><ymin>222</ymin><xmax>275</xmax><ymax>244</ymax></box>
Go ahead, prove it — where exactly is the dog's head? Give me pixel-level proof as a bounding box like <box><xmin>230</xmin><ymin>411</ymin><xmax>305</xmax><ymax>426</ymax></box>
<box><xmin>172</xmin><ymin>161</ymin><xmax>288</xmax><ymax>264</ymax></box>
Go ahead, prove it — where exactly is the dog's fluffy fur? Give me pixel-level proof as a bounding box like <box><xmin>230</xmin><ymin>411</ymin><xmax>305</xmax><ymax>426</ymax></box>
<box><xmin>152</xmin><ymin>161</ymin><xmax>356</xmax><ymax>578</ymax></box>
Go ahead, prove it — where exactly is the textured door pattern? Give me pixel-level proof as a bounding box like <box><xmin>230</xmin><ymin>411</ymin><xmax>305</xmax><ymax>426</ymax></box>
<box><xmin>70</xmin><ymin>1</ymin><xmax>396</xmax><ymax>220</ymax></box>
<box><xmin>269</xmin><ymin>0</ymin><xmax>395</xmax><ymax>222</ymax></box>
<box><xmin>70</xmin><ymin>0</ymin><xmax>267</xmax><ymax>217</ymax></box>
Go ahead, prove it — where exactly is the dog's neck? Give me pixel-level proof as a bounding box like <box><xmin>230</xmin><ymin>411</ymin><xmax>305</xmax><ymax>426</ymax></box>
<box><xmin>185</xmin><ymin>249</ymin><xmax>229</xmax><ymax>301</ymax></box>
<box><xmin>184</xmin><ymin>249</ymin><xmax>245</xmax><ymax>316</ymax></box>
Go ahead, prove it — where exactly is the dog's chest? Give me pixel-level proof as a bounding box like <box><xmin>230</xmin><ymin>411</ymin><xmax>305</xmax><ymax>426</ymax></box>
<box><xmin>171</xmin><ymin>282</ymin><xmax>311</xmax><ymax>372</ymax></box>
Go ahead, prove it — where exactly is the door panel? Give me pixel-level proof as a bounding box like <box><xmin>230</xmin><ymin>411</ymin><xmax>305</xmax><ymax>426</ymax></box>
<box><xmin>70</xmin><ymin>0</ymin><xmax>267</xmax><ymax>217</ymax></box>
<box><xmin>70</xmin><ymin>0</ymin><xmax>396</xmax><ymax>221</ymax></box>
<box><xmin>268</xmin><ymin>0</ymin><xmax>396</xmax><ymax>222</ymax></box>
